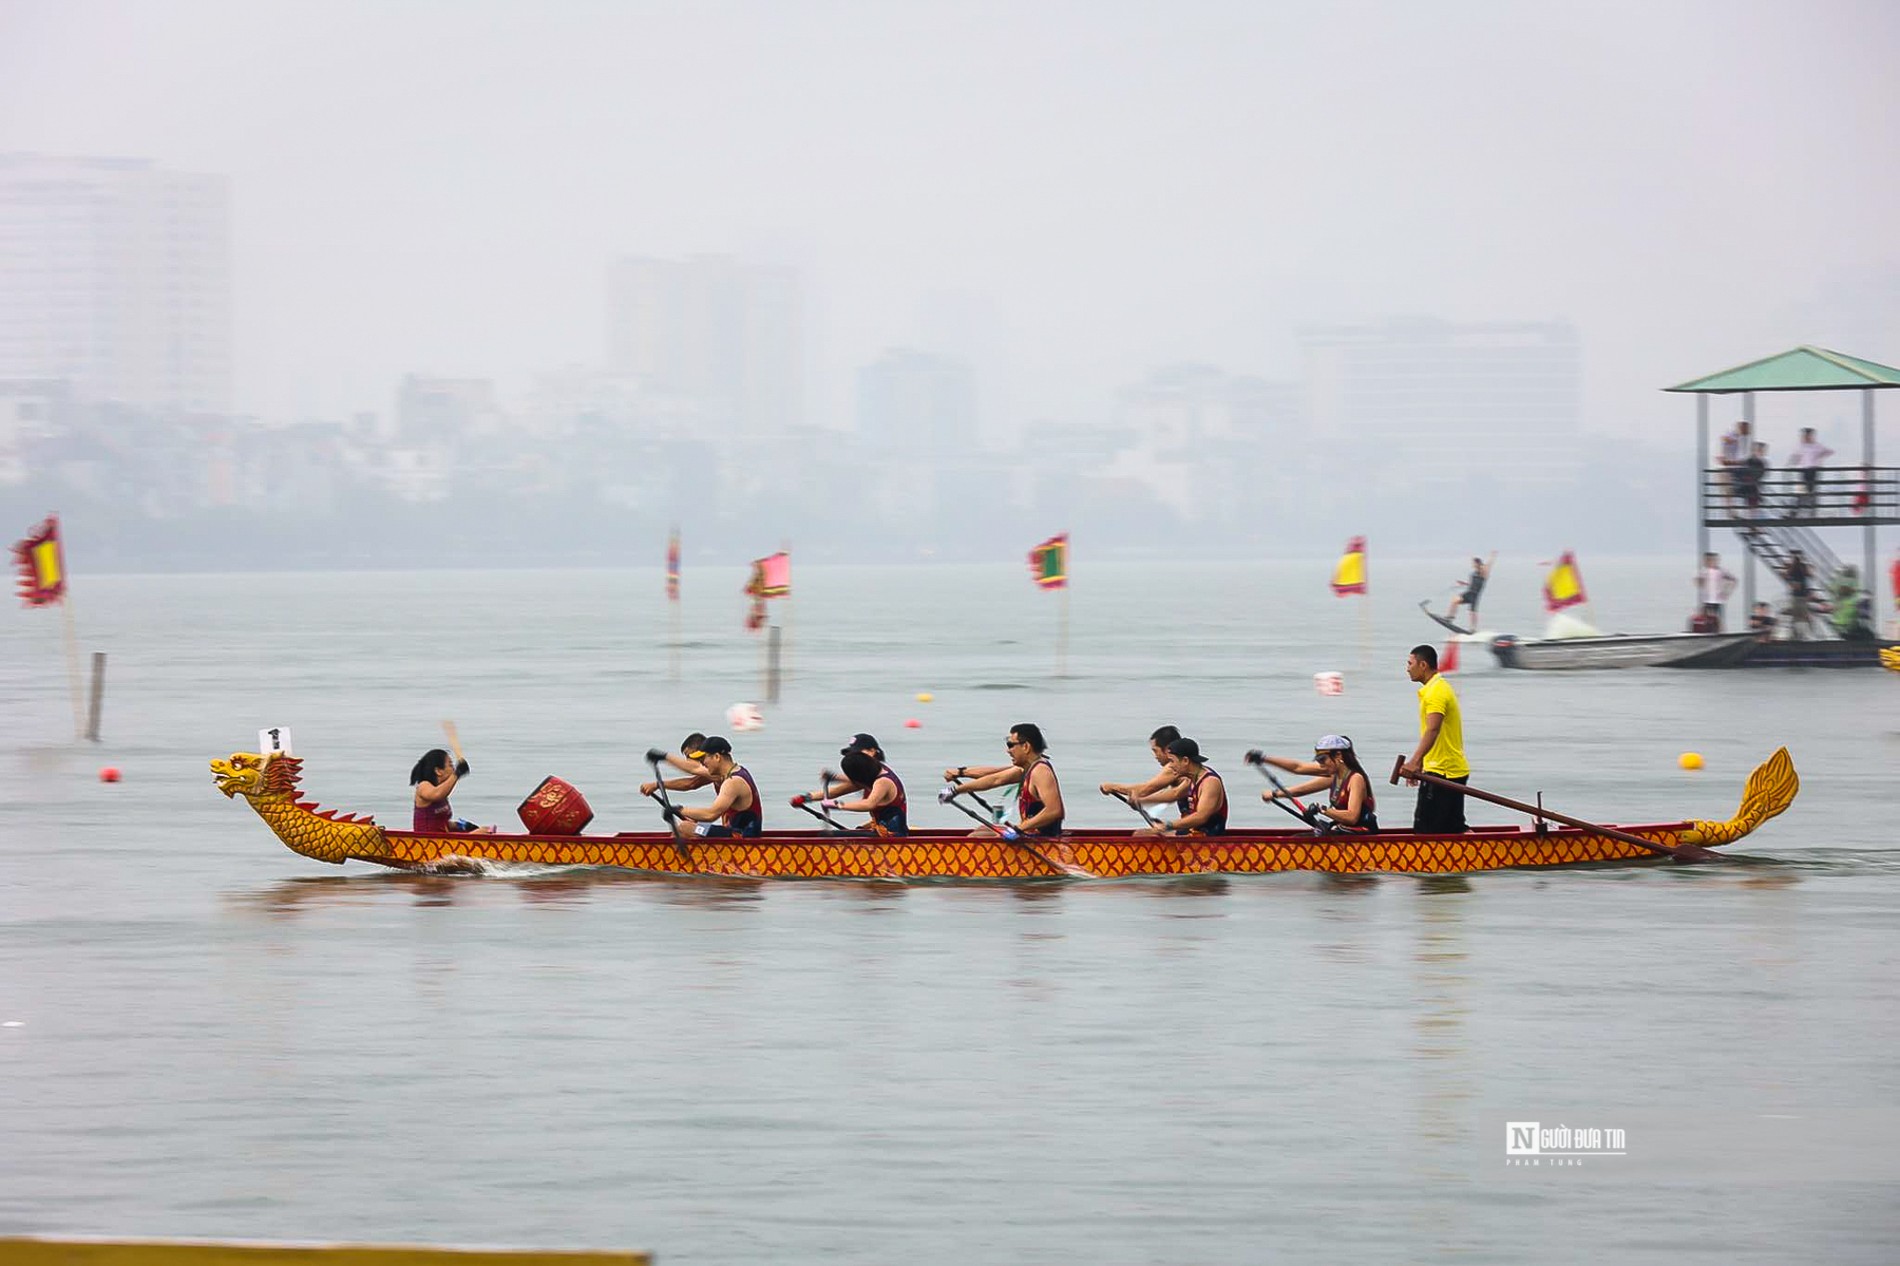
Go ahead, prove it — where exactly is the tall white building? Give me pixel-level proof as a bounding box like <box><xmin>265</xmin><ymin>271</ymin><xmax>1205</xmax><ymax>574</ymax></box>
<box><xmin>856</xmin><ymin>348</ymin><xmax>975</xmax><ymax>457</ymax></box>
<box><xmin>1298</xmin><ymin>318</ymin><xmax>1581</xmax><ymax>486</ymax></box>
<box><xmin>0</xmin><ymin>155</ymin><xmax>232</xmax><ymax>415</ymax></box>
<box><xmin>606</xmin><ymin>254</ymin><xmax>800</xmax><ymax>437</ymax></box>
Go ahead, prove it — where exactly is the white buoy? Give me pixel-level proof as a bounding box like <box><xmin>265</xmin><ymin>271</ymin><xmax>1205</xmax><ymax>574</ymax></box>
<box><xmin>726</xmin><ymin>702</ymin><xmax>765</xmax><ymax>732</ymax></box>
<box><xmin>1314</xmin><ymin>671</ymin><xmax>1344</xmax><ymax>696</ymax></box>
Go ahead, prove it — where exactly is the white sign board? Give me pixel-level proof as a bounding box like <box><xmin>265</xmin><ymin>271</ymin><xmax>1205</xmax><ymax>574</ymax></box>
<box><xmin>259</xmin><ymin>726</ymin><xmax>295</xmax><ymax>757</ymax></box>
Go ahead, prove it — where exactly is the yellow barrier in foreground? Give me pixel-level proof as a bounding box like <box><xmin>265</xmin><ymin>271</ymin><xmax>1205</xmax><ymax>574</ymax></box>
<box><xmin>0</xmin><ymin>1240</ymin><xmax>649</xmax><ymax>1266</ymax></box>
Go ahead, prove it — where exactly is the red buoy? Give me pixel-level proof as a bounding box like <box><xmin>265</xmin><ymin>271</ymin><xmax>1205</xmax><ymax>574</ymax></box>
<box><xmin>99</xmin><ymin>766</ymin><xmax>122</xmax><ymax>783</ymax></box>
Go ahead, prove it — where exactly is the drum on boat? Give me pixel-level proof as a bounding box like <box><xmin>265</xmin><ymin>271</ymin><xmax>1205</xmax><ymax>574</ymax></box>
<box><xmin>517</xmin><ymin>775</ymin><xmax>595</xmax><ymax>835</ymax></box>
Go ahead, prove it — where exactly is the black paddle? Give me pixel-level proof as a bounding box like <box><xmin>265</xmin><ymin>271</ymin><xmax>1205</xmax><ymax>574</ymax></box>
<box><xmin>1243</xmin><ymin>750</ymin><xmax>1329</xmax><ymax>830</ymax></box>
<box><xmin>789</xmin><ymin>795</ymin><xmax>868</xmax><ymax>834</ymax></box>
<box><xmin>1108</xmin><ymin>789</ymin><xmax>1159</xmax><ymax>827</ymax></box>
<box><xmin>937</xmin><ymin>786</ymin><xmax>1091</xmax><ymax>878</ymax></box>
<box><xmin>1386</xmin><ymin>756</ymin><xmax>1720</xmax><ymax>864</ymax></box>
<box><xmin>645</xmin><ymin>749</ymin><xmax>691</xmax><ymax>859</ymax></box>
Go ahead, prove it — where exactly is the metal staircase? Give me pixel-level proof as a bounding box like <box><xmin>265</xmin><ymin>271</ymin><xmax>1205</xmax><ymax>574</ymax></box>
<box><xmin>1734</xmin><ymin>484</ymin><xmax>1851</xmax><ymax>637</ymax></box>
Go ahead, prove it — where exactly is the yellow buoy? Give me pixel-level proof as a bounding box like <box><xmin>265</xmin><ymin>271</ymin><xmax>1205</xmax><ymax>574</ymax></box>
<box><xmin>916</xmin><ymin>692</ymin><xmax>934</xmax><ymax>703</ymax></box>
<box><xmin>1679</xmin><ymin>752</ymin><xmax>1704</xmax><ymax>771</ymax></box>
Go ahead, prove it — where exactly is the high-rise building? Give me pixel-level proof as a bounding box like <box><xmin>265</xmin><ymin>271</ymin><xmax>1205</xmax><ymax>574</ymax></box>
<box><xmin>856</xmin><ymin>348</ymin><xmax>975</xmax><ymax>458</ymax></box>
<box><xmin>0</xmin><ymin>155</ymin><xmax>232</xmax><ymax>415</ymax></box>
<box><xmin>1298</xmin><ymin>318</ymin><xmax>1581</xmax><ymax>485</ymax></box>
<box><xmin>606</xmin><ymin>254</ymin><xmax>800</xmax><ymax>437</ymax></box>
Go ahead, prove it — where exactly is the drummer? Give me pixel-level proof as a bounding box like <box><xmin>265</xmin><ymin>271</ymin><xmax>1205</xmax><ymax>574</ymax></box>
<box><xmin>409</xmin><ymin>747</ymin><xmax>495</xmax><ymax>834</ymax></box>
<box><xmin>666</xmin><ymin>736</ymin><xmax>763</xmax><ymax>839</ymax></box>
<box><xmin>943</xmin><ymin>722</ymin><xmax>1065</xmax><ymax>837</ymax></box>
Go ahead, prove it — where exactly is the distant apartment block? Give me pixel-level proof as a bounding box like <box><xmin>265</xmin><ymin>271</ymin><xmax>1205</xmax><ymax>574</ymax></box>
<box><xmin>606</xmin><ymin>254</ymin><xmax>800</xmax><ymax>437</ymax></box>
<box><xmin>856</xmin><ymin>348</ymin><xmax>975</xmax><ymax>457</ymax></box>
<box><xmin>0</xmin><ymin>154</ymin><xmax>231</xmax><ymax>415</ymax></box>
<box><xmin>1298</xmin><ymin>318</ymin><xmax>1581</xmax><ymax>485</ymax></box>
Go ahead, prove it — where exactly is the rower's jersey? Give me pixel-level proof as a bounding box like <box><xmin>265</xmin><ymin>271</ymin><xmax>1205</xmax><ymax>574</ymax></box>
<box><xmin>871</xmin><ymin>766</ymin><xmax>908</xmax><ymax>836</ymax></box>
<box><xmin>413</xmin><ymin>798</ymin><xmax>454</xmax><ymax>833</ymax></box>
<box><xmin>1183</xmin><ymin>767</ymin><xmax>1227</xmax><ymax>835</ymax></box>
<box><xmin>723</xmin><ymin>766</ymin><xmax>763</xmax><ymax>837</ymax></box>
<box><xmin>1017</xmin><ymin>758</ymin><xmax>1062</xmax><ymax>836</ymax></box>
<box><xmin>1331</xmin><ymin>772</ymin><xmax>1378</xmax><ymax>833</ymax></box>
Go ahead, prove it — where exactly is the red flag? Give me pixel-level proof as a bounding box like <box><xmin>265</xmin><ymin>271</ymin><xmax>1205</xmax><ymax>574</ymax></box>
<box><xmin>12</xmin><ymin>515</ymin><xmax>66</xmax><ymax>608</ymax></box>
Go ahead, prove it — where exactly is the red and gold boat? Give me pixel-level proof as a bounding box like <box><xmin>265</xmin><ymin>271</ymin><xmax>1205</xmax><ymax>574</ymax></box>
<box><xmin>212</xmin><ymin>748</ymin><xmax>1796</xmax><ymax>879</ymax></box>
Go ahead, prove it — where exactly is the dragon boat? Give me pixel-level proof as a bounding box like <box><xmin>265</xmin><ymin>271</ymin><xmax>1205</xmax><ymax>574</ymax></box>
<box><xmin>212</xmin><ymin>748</ymin><xmax>1798</xmax><ymax>879</ymax></box>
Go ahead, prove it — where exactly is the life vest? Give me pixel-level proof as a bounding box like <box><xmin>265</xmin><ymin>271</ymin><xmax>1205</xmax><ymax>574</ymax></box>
<box><xmin>723</xmin><ymin>766</ymin><xmax>763</xmax><ymax>837</ymax></box>
<box><xmin>1017</xmin><ymin>757</ymin><xmax>1063</xmax><ymax>836</ymax></box>
<box><xmin>1183</xmin><ymin>767</ymin><xmax>1227</xmax><ymax>835</ymax></box>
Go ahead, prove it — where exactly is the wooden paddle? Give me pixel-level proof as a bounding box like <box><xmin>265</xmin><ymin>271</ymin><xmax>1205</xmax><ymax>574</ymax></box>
<box><xmin>938</xmin><ymin>787</ymin><xmax>1092</xmax><ymax>878</ymax></box>
<box><xmin>1109</xmin><ymin>789</ymin><xmax>1159</xmax><ymax>827</ymax></box>
<box><xmin>441</xmin><ymin>720</ymin><xmax>466</xmax><ymax>772</ymax></box>
<box><xmin>1387</xmin><ymin>757</ymin><xmax>1720</xmax><ymax>863</ymax></box>
<box><xmin>789</xmin><ymin>795</ymin><xmax>867</xmax><ymax>834</ymax></box>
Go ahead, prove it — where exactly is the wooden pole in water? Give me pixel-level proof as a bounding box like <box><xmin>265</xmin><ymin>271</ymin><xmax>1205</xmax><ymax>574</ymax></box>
<box><xmin>668</xmin><ymin>598</ymin><xmax>680</xmax><ymax>682</ymax></box>
<box><xmin>1057</xmin><ymin>582</ymin><xmax>1070</xmax><ymax>679</ymax></box>
<box><xmin>766</xmin><ymin>623</ymin><xmax>782</xmax><ymax>703</ymax></box>
<box><xmin>85</xmin><ymin>651</ymin><xmax>105</xmax><ymax>742</ymax></box>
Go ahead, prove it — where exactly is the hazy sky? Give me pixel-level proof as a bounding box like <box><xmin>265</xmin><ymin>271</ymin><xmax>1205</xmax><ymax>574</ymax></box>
<box><xmin>3</xmin><ymin>0</ymin><xmax>1897</xmax><ymax>439</ymax></box>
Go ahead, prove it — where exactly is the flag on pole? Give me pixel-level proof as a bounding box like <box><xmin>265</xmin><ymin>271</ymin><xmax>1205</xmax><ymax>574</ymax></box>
<box><xmin>665</xmin><ymin>528</ymin><xmax>681</xmax><ymax>602</ymax></box>
<box><xmin>742</xmin><ymin>550</ymin><xmax>790</xmax><ymax>631</ymax></box>
<box><xmin>1027</xmin><ymin>533</ymin><xmax>1069</xmax><ymax>590</ymax></box>
<box><xmin>1542</xmin><ymin>551</ymin><xmax>1587</xmax><ymax>612</ymax></box>
<box><xmin>1330</xmin><ymin>536</ymin><xmax>1367</xmax><ymax>596</ymax></box>
<box><xmin>12</xmin><ymin>514</ymin><xmax>66</xmax><ymax>608</ymax></box>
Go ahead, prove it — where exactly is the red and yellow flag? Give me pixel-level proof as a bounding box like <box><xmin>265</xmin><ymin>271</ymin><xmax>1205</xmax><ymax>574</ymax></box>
<box><xmin>1028</xmin><ymin>533</ymin><xmax>1069</xmax><ymax>590</ymax></box>
<box><xmin>12</xmin><ymin>515</ymin><xmax>66</xmax><ymax>608</ymax></box>
<box><xmin>1543</xmin><ymin>551</ymin><xmax>1587</xmax><ymax>612</ymax></box>
<box><xmin>1330</xmin><ymin>536</ymin><xmax>1367</xmax><ymax>596</ymax></box>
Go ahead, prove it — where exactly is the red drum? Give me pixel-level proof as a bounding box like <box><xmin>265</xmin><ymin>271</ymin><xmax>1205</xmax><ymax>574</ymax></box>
<box><xmin>517</xmin><ymin>776</ymin><xmax>595</xmax><ymax>835</ymax></box>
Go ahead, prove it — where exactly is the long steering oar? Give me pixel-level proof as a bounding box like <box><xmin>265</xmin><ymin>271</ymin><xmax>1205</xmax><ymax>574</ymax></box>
<box><xmin>1386</xmin><ymin>757</ymin><xmax>1720</xmax><ymax>864</ymax></box>
<box><xmin>1243</xmin><ymin>750</ymin><xmax>1327</xmax><ymax>829</ymax></box>
<box><xmin>644</xmin><ymin>748</ymin><xmax>692</xmax><ymax>860</ymax></box>
<box><xmin>937</xmin><ymin>787</ymin><xmax>1090</xmax><ymax>878</ymax></box>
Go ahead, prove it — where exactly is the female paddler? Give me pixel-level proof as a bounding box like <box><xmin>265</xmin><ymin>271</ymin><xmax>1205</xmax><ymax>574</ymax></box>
<box><xmin>943</xmin><ymin>722</ymin><xmax>1065</xmax><ymax>837</ymax></box>
<box><xmin>409</xmin><ymin>748</ymin><xmax>495</xmax><ymax>834</ymax></box>
<box><xmin>797</xmin><ymin>748</ymin><xmax>909</xmax><ymax>836</ymax></box>
<box><xmin>1255</xmin><ymin>734</ymin><xmax>1379</xmax><ymax>832</ymax></box>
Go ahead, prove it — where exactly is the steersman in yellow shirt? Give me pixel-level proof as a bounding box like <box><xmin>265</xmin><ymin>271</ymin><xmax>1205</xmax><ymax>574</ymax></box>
<box><xmin>1402</xmin><ymin>644</ymin><xmax>1469</xmax><ymax>833</ymax></box>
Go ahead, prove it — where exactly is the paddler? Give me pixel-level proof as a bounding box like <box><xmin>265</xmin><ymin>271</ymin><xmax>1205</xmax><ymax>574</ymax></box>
<box><xmin>1138</xmin><ymin>737</ymin><xmax>1227</xmax><ymax>835</ymax></box>
<box><xmin>640</xmin><ymin>731</ymin><xmax>713</xmax><ymax>797</ymax></box>
<box><xmin>1401</xmin><ymin>644</ymin><xmax>1469</xmax><ymax>833</ymax></box>
<box><xmin>797</xmin><ymin>748</ymin><xmax>909</xmax><ymax>836</ymax></box>
<box><xmin>1098</xmin><ymin>725</ymin><xmax>1184</xmax><ymax>816</ymax></box>
<box><xmin>409</xmin><ymin>747</ymin><xmax>495</xmax><ymax>834</ymax></box>
<box><xmin>1255</xmin><ymin>735</ymin><xmax>1379</xmax><ymax>831</ymax></box>
<box><xmin>663</xmin><ymin>735</ymin><xmax>763</xmax><ymax>839</ymax></box>
<box><xmin>943</xmin><ymin>722</ymin><xmax>1065</xmax><ymax>836</ymax></box>
<box><xmin>813</xmin><ymin>732</ymin><xmax>885</xmax><ymax>800</ymax></box>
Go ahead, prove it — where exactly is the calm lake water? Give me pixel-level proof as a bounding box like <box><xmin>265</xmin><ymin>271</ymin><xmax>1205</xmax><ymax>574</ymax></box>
<box><xmin>2</xmin><ymin>557</ymin><xmax>1897</xmax><ymax>1263</ymax></box>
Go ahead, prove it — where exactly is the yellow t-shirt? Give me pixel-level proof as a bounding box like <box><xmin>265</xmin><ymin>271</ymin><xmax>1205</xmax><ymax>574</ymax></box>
<box><xmin>1417</xmin><ymin>674</ymin><xmax>1469</xmax><ymax>778</ymax></box>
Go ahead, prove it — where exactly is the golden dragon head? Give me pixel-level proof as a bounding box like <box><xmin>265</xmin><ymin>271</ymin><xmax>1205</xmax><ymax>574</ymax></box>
<box><xmin>211</xmin><ymin>751</ymin><xmax>303</xmax><ymax>801</ymax></box>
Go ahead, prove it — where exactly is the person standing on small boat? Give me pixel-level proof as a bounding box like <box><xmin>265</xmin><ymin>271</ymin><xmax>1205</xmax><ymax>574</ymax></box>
<box><xmin>1139</xmin><ymin>737</ymin><xmax>1227</xmax><ymax>835</ymax></box>
<box><xmin>1257</xmin><ymin>735</ymin><xmax>1378</xmax><ymax>831</ymax></box>
<box><xmin>1099</xmin><ymin>724</ymin><xmax>1184</xmax><ymax>813</ymax></box>
<box><xmin>665</xmin><ymin>736</ymin><xmax>762</xmax><ymax>839</ymax></box>
<box><xmin>806</xmin><ymin>749</ymin><xmax>909</xmax><ymax>836</ymax></box>
<box><xmin>943</xmin><ymin>722</ymin><xmax>1065</xmax><ymax>836</ymax></box>
<box><xmin>1402</xmin><ymin>645</ymin><xmax>1469</xmax><ymax>833</ymax></box>
<box><xmin>410</xmin><ymin>748</ymin><xmax>495</xmax><ymax>834</ymax></box>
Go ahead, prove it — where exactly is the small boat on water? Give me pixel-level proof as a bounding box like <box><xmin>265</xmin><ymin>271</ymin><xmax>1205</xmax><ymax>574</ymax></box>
<box><xmin>1490</xmin><ymin>629</ymin><xmax>1760</xmax><ymax>670</ymax></box>
<box><xmin>212</xmin><ymin>748</ymin><xmax>1798</xmax><ymax>879</ymax></box>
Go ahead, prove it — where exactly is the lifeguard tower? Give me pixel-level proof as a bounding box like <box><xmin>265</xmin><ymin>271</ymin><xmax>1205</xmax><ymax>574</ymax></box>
<box><xmin>1666</xmin><ymin>345</ymin><xmax>1897</xmax><ymax>665</ymax></box>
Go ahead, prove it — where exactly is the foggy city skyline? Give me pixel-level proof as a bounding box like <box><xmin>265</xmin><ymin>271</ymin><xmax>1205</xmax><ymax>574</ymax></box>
<box><xmin>2</xmin><ymin>1</ymin><xmax>1898</xmax><ymax>567</ymax></box>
